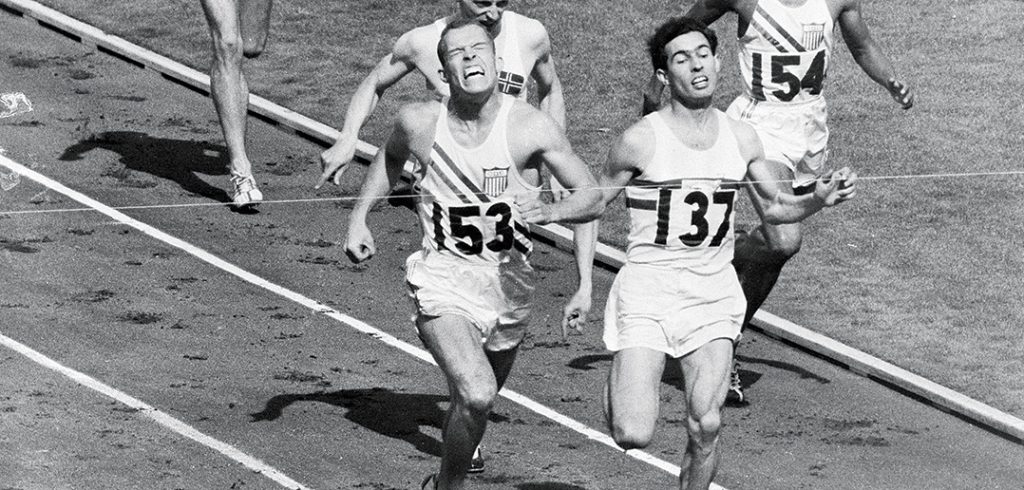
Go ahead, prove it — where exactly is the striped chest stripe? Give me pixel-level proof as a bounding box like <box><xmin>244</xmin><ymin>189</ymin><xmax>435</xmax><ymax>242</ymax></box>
<box><xmin>430</xmin><ymin>143</ymin><xmax>491</xmax><ymax>204</ymax></box>
<box><xmin>752</xmin><ymin>4</ymin><xmax>808</xmax><ymax>52</ymax></box>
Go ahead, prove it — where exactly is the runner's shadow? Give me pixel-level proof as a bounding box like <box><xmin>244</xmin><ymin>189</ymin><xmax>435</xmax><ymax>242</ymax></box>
<box><xmin>735</xmin><ymin>354</ymin><xmax>829</xmax><ymax>384</ymax></box>
<box><xmin>250</xmin><ymin>387</ymin><xmax>508</xmax><ymax>458</ymax></box>
<box><xmin>58</xmin><ymin>131</ymin><xmax>231</xmax><ymax>203</ymax></box>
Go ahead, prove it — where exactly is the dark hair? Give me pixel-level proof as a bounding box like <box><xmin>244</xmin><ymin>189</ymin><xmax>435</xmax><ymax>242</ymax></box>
<box><xmin>647</xmin><ymin>17</ymin><xmax>718</xmax><ymax>72</ymax></box>
<box><xmin>436</xmin><ymin>18</ymin><xmax>494</xmax><ymax>67</ymax></box>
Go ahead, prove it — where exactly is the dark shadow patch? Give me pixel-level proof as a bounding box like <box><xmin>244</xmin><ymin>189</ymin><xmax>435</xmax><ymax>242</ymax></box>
<box><xmin>736</xmin><ymin>354</ymin><xmax>830</xmax><ymax>384</ymax></box>
<box><xmin>566</xmin><ymin>353</ymin><xmax>612</xmax><ymax>371</ymax></box>
<box><xmin>250</xmin><ymin>388</ymin><xmax>447</xmax><ymax>457</ymax></box>
<box><xmin>71</xmin><ymin>289</ymin><xmax>115</xmax><ymax>303</ymax></box>
<box><xmin>8</xmin><ymin>54</ymin><xmax>44</xmax><ymax>68</ymax></box>
<box><xmin>117</xmin><ymin>311</ymin><xmax>163</xmax><ymax>324</ymax></box>
<box><xmin>0</xmin><ymin>240</ymin><xmax>38</xmax><ymax>253</ymax></box>
<box><xmin>68</xmin><ymin>68</ymin><xmax>95</xmax><ymax>80</ymax></box>
<box><xmin>60</xmin><ymin>131</ymin><xmax>231</xmax><ymax>203</ymax></box>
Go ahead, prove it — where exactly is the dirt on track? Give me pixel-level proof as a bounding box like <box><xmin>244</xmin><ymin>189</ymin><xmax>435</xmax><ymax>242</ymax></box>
<box><xmin>2</xmin><ymin>11</ymin><xmax>1023</xmax><ymax>490</ymax></box>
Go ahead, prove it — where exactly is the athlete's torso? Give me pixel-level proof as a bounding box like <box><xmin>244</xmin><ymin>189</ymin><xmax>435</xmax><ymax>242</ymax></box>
<box><xmin>415</xmin><ymin>95</ymin><xmax>539</xmax><ymax>265</ymax></box>
<box><xmin>624</xmin><ymin>111</ymin><xmax>748</xmax><ymax>273</ymax></box>
<box><xmin>423</xmin><ymin>12</ymin><xmax>531</xmax><ymax>99</ymax></box>
<box><xmin>736</xmin><ymin>0</ymin><xmax>834</xmax><ymax>104</ymax></box>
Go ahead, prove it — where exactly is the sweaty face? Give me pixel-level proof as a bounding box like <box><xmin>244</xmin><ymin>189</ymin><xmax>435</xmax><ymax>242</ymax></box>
<box><xmin>659</xmin><ymin>32</ymin><xmax>720</xmax><ymax>105</ymax></box>
<box><xmin>440</xmin><ymin>24</ymin><xmax>498</xmax><ymax>95</ymax></box>
<box><xmin>458</xmin><ymin>0</ymin><xmax>508</xmax><ymax>28</ymax></box>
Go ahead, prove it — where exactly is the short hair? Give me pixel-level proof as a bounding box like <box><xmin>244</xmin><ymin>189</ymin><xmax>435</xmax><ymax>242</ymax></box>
<box><xmin>647</xmin><ymin>17</ymin><xmax>718</xmax><ymax>72</ymax></box>
<box><xmin>436</xmin><ymin>18</ymin><xmax>494</xmax><ymax>68</ymax></box>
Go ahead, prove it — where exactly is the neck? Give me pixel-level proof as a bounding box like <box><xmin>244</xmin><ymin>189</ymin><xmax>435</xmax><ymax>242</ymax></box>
<box><xmin>668</xmin><ymin>95</ymin><xmax>715</xmax><ymax>124</ymax></box>
<box><xmin>449</xmin><ymin>91</ymin><xmax>499</xmax><ymax>123</ymax></box>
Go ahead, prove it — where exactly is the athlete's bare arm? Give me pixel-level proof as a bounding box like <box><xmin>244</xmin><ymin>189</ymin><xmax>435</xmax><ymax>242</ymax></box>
<box><xmin>833</xmin><ymin>0</ymin><xmax>914</xmax><ymax>109</ymax></box>
<box><xmin>733</xmin><ymin>118</ymin><xmax>856</xmax><ymax>223</ymax></box>
<box><xmin>597</xmin><ymin>119</ymin><xmax>653</xmax><ymax>206</ymax></box>
<box><xmin>344</xmin><ymin>101</ymin><xmax>437</xmax><ymax>262</ymax></box>
<box><xmin>522</xmin><ymin>19</ymin><xmax>566</xmax><ymax>128</ymax></box>
<box><xmin>318</xmin><ymin>27</ymin><xmax>435</xmax><ymax>189</ymax></box>
<box><xmin>508</xmin><ymin>103</ymin><xmax>602</xmax><ymax>225</ymax></box>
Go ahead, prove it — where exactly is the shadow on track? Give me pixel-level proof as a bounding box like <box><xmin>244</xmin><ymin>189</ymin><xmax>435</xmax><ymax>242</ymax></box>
<box><xmin>59</xmin><ymin>131</ymin><xmax>231</xmax><ymax>203</ymax></box>
<box><xmin>250</xmin><ymin>387</ymin><xmax>511</xmax><ymax>458</ymax></box>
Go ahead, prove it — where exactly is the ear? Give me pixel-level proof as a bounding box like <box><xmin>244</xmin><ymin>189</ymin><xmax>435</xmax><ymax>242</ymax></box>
<box><xmin>655</xmin><ymin>68</ymin><xmax>669</xmax><ymax>87</ymax></box>
<box><xmin>714</xmin><ymin>53</ymin><xmax>722</xmax><ymax>74</ymax></box>
<box><xmin>495</xmin><ymin>56</ymin><xmax>504</xmax><ymax>73</ymax></box>
<box><xmin>439</xmin><ymin>68</ymin><xmax>449</xmax><ymax>84</ymax></box>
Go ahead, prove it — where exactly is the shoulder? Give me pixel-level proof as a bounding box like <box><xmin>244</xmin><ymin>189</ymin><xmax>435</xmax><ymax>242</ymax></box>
<box><xmin>609</xmin><ymin>117</ymin><xmax>656</xmax><ymax>173</ymax></box>
<box><xmin>393</xmin><ymin>21</ymin><xmax>443</xmax><ymax>60</ymax></box>
<box><xmin>510</xmin><ymin>12</ymin><xmax>552</xmax><ymax>49</ymax></box>
<box><xmin>828</xmin><ymin>0</ymin><xmax>861</xmax><ymax>17</ymax></box>
<box><xmin>395</xmin><ymin>100</ymin><xmax>441</xmax><ymax>133</ymax></box>
<box><xmin>509</xmin><ymin>98</ymin><xmax>556</xmax><ymax>133</ymax></box>
<box><xmin>723</xmin><ymin>114</ymin><xmax>763</xmax><ymax>162</ymax></box>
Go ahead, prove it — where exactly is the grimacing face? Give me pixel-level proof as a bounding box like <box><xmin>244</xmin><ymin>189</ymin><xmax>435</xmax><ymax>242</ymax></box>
<box><xmin>439</xmin><ymin>23</ymin><xmax>498</xmax><ymax>96</ymax></box>
<box><xmin>657</xmin><ymin>31</ymin><xmax>721</xmax><ymax>105</ymax></box>
<box><xmin>458</xmin><ymin>0</ymin><xmax>508</xmax><ymax>28</ymax></box>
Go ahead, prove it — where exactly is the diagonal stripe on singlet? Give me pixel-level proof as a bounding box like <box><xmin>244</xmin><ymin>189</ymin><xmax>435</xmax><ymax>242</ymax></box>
<box><xmin>754</xmin><ymin>5</ymin><xmax>806</xmax><ymax>52</ymax></box>
<box><xmin>431</xmin><ymin>143</ymin><xmax>491</xmax><ymax>203</ymax></box>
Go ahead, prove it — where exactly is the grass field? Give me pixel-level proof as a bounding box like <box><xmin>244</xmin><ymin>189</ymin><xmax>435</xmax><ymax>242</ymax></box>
<box><xmin>17</xmin><ymin>0</ymin><xmax>1024</xmax><ymax>422</ymax></box>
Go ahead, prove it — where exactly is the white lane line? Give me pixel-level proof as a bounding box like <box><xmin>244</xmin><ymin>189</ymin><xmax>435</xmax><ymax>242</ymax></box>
<box><xmin>4</xmin><ymin>0</ymin><xmax>1023</xmax><ymax>447</ymax></box>
<box><xmin>0</xmin><ymin>332</ymin><xmax>310</xmax><ymax>490</ymax></box>
<box><xmin>1</xmin><ymin>156</ymin><xmax>716</xmax><ymax>485</ymax></box>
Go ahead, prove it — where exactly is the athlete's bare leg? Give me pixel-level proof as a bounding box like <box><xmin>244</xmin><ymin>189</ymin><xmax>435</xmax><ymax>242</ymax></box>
<box><xmin>239</xmin><ymin>0</ymin><xmax>273</xmax><ymax>58</ymax></box>
<box><xmin>200</xmin><ymin>0</ymin><xmax>253</xmax><ymax>181</ymax></box>
<box><xmin>678</xmin><ymin>338</ymin><xmax>733</xmax><ymax>490</ymax></box>
<box><xmin>418</xmin><ymin>315</ymin><xmax>508</xmax><ymax>490</ymax></box>
<box><xmin>734</xmin><ymin>160</ymin><xmax>803</xmax><ymax>327</ymax></box>
<box><xmin>604</xmin><ymin>347</ymin><xmax>666</xmax><ymax>450</ymax></box>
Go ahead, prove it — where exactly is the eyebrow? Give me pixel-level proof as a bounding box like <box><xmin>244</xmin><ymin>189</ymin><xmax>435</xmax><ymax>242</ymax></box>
<box><xmin>670</xmin><ymin>45</ymin><xmax>711</xmax><ymax>58</ymax></box>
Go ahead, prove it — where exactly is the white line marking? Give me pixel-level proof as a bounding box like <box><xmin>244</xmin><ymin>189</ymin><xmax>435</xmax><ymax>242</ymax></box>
<box><xmin>0</xmin><ymin>156</ymin><xmax>716</xmax><ymax>485</ymax></box>
<box><xmin>0</xmin><ymin>332</ymin><xmax>309</xmax><ymax>490</ymax></box>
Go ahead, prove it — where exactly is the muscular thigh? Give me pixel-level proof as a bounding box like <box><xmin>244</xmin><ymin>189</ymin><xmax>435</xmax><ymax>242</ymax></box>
<box><xmin>608</xmin><ymin>348</ymin><xmax>665</xmax><ymax>425</ymax></box>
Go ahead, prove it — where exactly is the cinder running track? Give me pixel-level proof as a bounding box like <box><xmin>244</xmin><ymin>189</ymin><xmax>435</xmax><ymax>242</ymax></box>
<box><xmin>1</xmin><ymin>11</ymin><xmax>1022</xmax><ymax>490</ymax></box>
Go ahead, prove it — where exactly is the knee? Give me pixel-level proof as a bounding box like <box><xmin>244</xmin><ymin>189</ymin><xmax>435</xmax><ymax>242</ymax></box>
<box><xmin>687</xmin><ymin>410</ymin><xmax>722</xmax><ymax>450</ymax></box>
<box><xmin>610</xmin><ymin>419</ymin><xmax>654</xmax><ymax>450</ymax></box>
<box><xmin>242</xmin><ymin>39</ymin><xmax>265</xmax><ymax>58</ymax></box>
<box><xmin>211</xmin><ymin>34</ymin><xmax>244</xmax><ymax>66</ymax></box>
<box><xmin>454</xmin><ymin>383</ymin><xmax>497</xmax><ymax>419</ymax></box>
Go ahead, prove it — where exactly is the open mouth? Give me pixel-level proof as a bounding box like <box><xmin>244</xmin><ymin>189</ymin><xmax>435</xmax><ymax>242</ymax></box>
<box><xmin>464</xmin><ymin>66</ymin><xmax>485</xmax><ymax>79</ymax></box>
<box><xmin>691</xmin><ymin>75</ymin><xmax>709</xmax><ymax>89</ymax></box>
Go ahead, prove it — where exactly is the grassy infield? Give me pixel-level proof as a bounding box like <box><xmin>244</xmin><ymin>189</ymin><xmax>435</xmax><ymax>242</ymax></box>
<box><xmin>26</xmin><ymin>0</ymin><xmax>1024</xmax><ymax>419</ymax></box>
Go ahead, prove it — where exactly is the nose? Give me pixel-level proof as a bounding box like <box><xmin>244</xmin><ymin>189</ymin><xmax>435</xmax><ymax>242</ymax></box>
<box><xmin>483</xmin><ymin>7</ymin><xmax>499</xmax><ymax>22</ymax></box>
<box><xmin>691</xmin><ymin>57</ymin><xmax>705</xmax><ymax>71</ymax></box>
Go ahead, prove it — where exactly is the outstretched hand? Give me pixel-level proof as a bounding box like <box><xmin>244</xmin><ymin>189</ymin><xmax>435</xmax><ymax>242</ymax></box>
<box><xmin>886</xmin><ymin>78</ymin><xmax>914</xmax><ymax>110</ymax></box>
<box><xmin>560</xmin><ymin>287</ymin><xmax>591</xmax><ymax>339</ymax></box>
<box><xmin>813</xmin><ymin>167</ymin><xmax>858</xmax><ymax>206</ymax></box>
<box><xmin>344</xmin><ymin>222</ymin><xmax>376</xmax><ymax>263</ymax></box>
<box><xmin>315</xmin><ymin>141</ymin><xmax>355</xmax><ymax>189</ymax></box>
<box><xmin>517</xmin><ymin>195</ymin><xmax>556</xmax><ymax>225</ymax></box>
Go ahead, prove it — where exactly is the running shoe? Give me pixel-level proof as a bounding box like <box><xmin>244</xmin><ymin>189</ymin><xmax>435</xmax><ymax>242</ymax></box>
<box><xmin>468</xmin><ymin>446</ymin><xmax>485</xmax><ymax>473</ymax></box>
<box><xmin>231</xmin><ymin>173</ymin><xmax>263</xmax><ymax>209</ymax></box>
<box><xmin>726</xmin><ymin>363</ymin><xmax>745</xmax><ymax>405</ymax></box>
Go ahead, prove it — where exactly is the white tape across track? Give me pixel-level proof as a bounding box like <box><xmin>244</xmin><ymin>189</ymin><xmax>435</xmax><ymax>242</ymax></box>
<box><xmin>0</xmin><ymin>154</ymin><xmax>709</xmax><ymax>487</ymax></box>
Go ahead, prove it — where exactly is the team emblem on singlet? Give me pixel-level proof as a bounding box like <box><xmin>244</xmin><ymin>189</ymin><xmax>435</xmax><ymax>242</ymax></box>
<box><xmin>802</xmin><ymin>23</ymin><xmax>825</xmax><ymax>50</ymax></box>
<box><xmin>482</xmin><ymin>168</ymin><xmax>509</xmax><ymax>198</ymax></box>
<box><xmin>497</xmin><ymin>71</ymin><xmax>525</xmax><ymax>96</ymax></box>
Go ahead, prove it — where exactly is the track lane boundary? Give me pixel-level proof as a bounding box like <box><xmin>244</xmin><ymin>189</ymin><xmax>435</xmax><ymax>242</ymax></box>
<box><xmin>0</xmin><ymin>153</ymin><xmax>704</xmax><ymax>484</ymax></box>
<box><xmin>2</xmin><ymin>0</ymin><xmax>1020</xmax><ymax>449</ymax></box>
